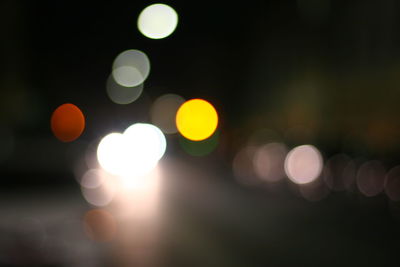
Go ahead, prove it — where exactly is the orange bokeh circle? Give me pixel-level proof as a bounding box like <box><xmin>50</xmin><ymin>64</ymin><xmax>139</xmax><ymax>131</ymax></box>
<box><xmin>51</xmin><ymin>103</ymin><xmax>85</xmax><ymax>142</ymax></box>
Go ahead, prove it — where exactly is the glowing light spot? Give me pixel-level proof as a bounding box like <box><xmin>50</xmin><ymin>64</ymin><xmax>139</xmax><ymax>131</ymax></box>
<box><xmin>96</xmin><ymin>123</ymin><xmax>166</xmax><ymax>178</ymax></box>
<box><xmin>123</xmin><ymin>123</ymin><xmax>167</xmax><ymax>171</ymax></box>
<box><xmin>50</xmin><ymin>103</ymin><xmax>85</xmax><ymax>142</ymax></box>
<box><xmin>112</xmin><ymin>49</ymin><xmax>150</xmax><ymax>87</ymax></box>
<box><xmin>232</xmin><ymin>146</ymin><xmax>260</xmax><ymax>186</ymax></box>
<box><xmin>83</xmin><ymin>209</ymin><xmax>117</xmax><ymax>242</ymax></box>
<box><xmin>96</xmin><ymin>133</ymin><xmax>126</xmax><ymax>176</ymax></box>
<box><xmin>81</xmin><ymin>180</ymin><xmax>116</xmax><ymax>207</ymax></box>
<box><xmin>137</xmin><ymin>3</ymin><xmax>178</xmax><ymax>39</ymax></box>
<box><xmin>80</xmin><ymin>169</ymin><xmax>104</xmax><ymax>189</ymax></box>
<box><xmin>176</xmin><ymin>99</ymin><xmax>218</xmax><ymax>141</ymax></box>
<box><xmin>357</xmin><ymin>160</ymin><xmax>385</xmax><ymax>197</ymax></box>
<box><xmin>284</xmin><ymin>144</ymin><xmax>323</xmax><ymax>184</ymax></box>
<box><xmin>253</xmin><ymin>142</ymin><xmax>287</xmax><ymax>182</ymax></box>
<box><xmin>150</xmin><ymin>93</ymin><xmax>185</xmax><ymax>134</ymax></box>
<box><xmin>179</xmin><ymin>130</ymin><xmax>219</xmax><ymax>156</ymax></box>
<box><xmin>112</xmin><ymin>66</ymin><xmax>143</xmax><ymax>87</ymax></box>
<box><xmin>106</xmin><ymin>75</ymin><xmax>143</xmax><ymax>105</ymax></box>
<box><xmin>385</xmin><ymin>166</ymin><xmax>400</xmax><ymax>201</ymax></box>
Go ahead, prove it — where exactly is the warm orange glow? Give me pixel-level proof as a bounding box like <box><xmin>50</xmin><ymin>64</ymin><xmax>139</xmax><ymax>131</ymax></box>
<box><xmin>51</xmin><ymin>103</ymin><xmax>85</xmax><ymax>142</ymax></box>
<box><xmin>83</xmin><ymin>209</ymin><xmax>117</xmax><ymax>242</ymax></box>
<box><xmin>175</xmin><ymin>98</ymin><xmax>218</xmax><ymax>141</ymax></box>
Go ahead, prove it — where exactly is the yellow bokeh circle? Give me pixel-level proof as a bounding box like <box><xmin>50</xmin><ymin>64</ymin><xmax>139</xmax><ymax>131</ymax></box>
<box><xmin>176</xmin><ymin>99</ymin><xmax>218</xmax><ymax>141</ymax></box>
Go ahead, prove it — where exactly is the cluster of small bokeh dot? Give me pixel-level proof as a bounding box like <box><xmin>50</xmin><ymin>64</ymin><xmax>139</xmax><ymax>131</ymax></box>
<box><xmin>47</xmin><ymin>3</ymin><xmax>400</xmax><ymax>244</ymax></box>
<box><xmin>48</xmin><ymin>3</ymin><xmax>223</xmax><ymax>242</ymax></box>
<box><xmin>232</xmin><ymin>129</ymin><xmax>400</xmax><ymax>206</ymax></box>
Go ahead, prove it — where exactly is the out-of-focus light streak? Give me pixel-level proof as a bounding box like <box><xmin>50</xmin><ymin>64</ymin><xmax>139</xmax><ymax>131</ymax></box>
<box><xmin>137</xmin><ymin>3</ymin><xmax>178</xmax><ymax>39</ymax></box>
<box><xmin>50</xmin><ymin>103</ymin><xmax>85</xmax><ymax>142</ymax></box>
<box><xmin>79</xmin><ymin>160</ymin><xmax>163</xmax><ymax>266</ymax></box>
<box><xmin>284</xmin><ymin>144</ymin><xmax>323</xmax><ymax>184</ymax></box>
<box><xmin>176</xmin><ymin>98</ymin><xmax>218</xmax><ymax>141</ymax></box>
<box><xmin>113</xmin><ymin>166</ymin><xmax>161</xmax><ymax>221</ymax></box>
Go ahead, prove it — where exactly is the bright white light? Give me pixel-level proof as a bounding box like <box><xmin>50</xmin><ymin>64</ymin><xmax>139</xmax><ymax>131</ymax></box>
<box><xmin>284</xmin><ymin>144</ymin><xmax>323</xmax><ymax>184</ymax></box>
<box><xmin>124</xmin><ymin>123</ymin><xmax>166</xmax><ymax>162</ymax></box>
<box><xmin>96</xmin><ymin>123</ymin><xmax>166</xmax><ymax>179</ymax></box>
<box><xmin>97</xmin><ymin>133</ymin><xmax>126</xmax><ymax>176</ymax></box>
<box><xmin>112</xmin><ymin>66</ymin><xmax>143</xmax><ymax>87</ymax></box>
<box><xmin>137</xmin><ymin>4</ymin><xmax>178</xmax><ymax>39</ymax></box>
<box><xmin>112</xmin><ymin>49</ymin><xmax>150</xmax><ymax>87</ymax></box>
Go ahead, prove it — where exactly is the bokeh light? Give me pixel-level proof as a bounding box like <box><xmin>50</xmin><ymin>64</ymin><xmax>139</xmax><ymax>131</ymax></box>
<box><xmin>106</xmin><ymin>74</ymin><xmax>144</xmax><ymax>104</ymax></box>
<box><xmin>96</xmin><ymin>133</ymin><xmax>126</xmax><ymax>176</ymax></box>
<box><xmin>112</xmin><ymin>66</ymin><xmax>144</xmax><ymax>87</ymax></box>
<box><xmin>137</xmin><ymin>3</ymin><xmax>178</xmax><ymax>39</ymax></box>
<box><xmin>150</xmin><ymin>93</ymin><xmax>185</xmax><ymax>134</ymax></box>
<box><xmin>123</xmin><ymin>123</ymin><xmax>166</xmax><ymax>159</ymax></box>
<box><xmin>356</xmin><ymin>160</ymin><xmax>385</xmax><ymax>197</ymax></box>
<box><xmin>176</xmin><ymin>98</ymin><xmax>218</xmax><ymax>141</ymax></box>
<box><xmin>81</xmin><ymin>179</ymin><xmax>116</xmax><ymax>207</ymax></box>
<box><xmin>179</xmin><ymin>130</ymin><xmax>219</xmax><ymax>157</ymax></box>
<box><xmin>233</xmin><ymin>146</ymin><xmax>260</xmax><ymax>186</ymax></box>
<box><xmin>80</xmin><ymin>169</ymin><xmax>104</xmax><ymax>189</ymax></box>
<box><xmin>284</xmin><ymin>144</ymin><xmax>323</xmax><ymax>184</ymax></box>
<box><xmin>112</xmin><ymin>49</ymin><xmax>150</xmax><ymax>87</ymax></box>
<box><xmin>83</xmin><ymin>209</ymin><xmax>117</xmax><ymax>242</ymax></box>
<box><xmin>385</xmin><ymin>166</ymin><xmax>400</xmax><ymax>201</ymax></box>
<box><xmin>50</xmin><ymin>103</ymin><xmax>85</xmax><ymax>142</ymax></box>
<box><xmin>96</xmin><ymin>123</ymin><xmax>166</xmax><ymax>178</ymax></box>
<box><xmin>253</xmin><ymin>142</ymin><xmax>287</xmax><ymax>182</ymax></box>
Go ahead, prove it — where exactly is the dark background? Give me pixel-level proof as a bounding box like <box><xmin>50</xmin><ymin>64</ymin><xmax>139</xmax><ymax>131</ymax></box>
<box><xmin>1</xmin><ymin>0</ymin><xmax>400</xmax><ymax>266</ymax></box>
